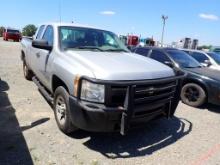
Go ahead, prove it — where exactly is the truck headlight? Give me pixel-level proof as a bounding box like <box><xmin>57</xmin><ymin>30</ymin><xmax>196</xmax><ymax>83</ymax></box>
<box><xmin>80</xmin><ymin>80</ymin><xmax>105</xmax><ymax>103</ymax></box>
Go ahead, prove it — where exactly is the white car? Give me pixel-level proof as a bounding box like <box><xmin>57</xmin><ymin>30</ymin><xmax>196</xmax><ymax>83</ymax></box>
<box><xmin>182</xmin><ymin>49</ymin><xmax>220</xmax><ymax>71</ymax></box>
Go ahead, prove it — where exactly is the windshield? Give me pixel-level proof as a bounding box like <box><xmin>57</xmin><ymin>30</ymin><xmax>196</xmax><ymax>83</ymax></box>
<box><xmin>59</xmin><ymin>26</ymin><xmax>129</xmax><ymax>52</ymax></box>
<box><xmin>208</xmin><ymin>52</ymin><xmax>220</xmax><ymax>65</ymax></box>
<box><xmin>7</xmin><ymin>29</ymin><xmax>19</xmax><ymax>33</ymax></box>
<box><xmin>167</xmin><ymin>50</ymin><xmax>201</xmax><ymax>68</ymax></box>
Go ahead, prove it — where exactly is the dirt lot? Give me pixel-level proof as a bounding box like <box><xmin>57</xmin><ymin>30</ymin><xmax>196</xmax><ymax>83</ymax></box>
<box><xmin>0</xmin><ymin>38</ymin><xmax>220</xmax><ymax>165</ymax></box>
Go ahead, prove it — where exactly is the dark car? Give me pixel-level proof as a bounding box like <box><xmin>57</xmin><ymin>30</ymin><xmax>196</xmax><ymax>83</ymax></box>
<box><xmin>132</xmin><ymin>47</ymin><xmax>220</xmax><ymax>107</ymax></box>
<box><xmin>3</xmin><ymin>28</ymin><xmax>21</xmax><ymax>42</ymax></box>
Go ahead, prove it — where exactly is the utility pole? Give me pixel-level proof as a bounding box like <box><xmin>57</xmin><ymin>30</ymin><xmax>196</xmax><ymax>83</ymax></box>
<box><xmin>161</xmin><ymin>15</ymin><xmax>168</xmax><ymax>47</ymax></box>
<box><xmin>59</xmin><ymin>0</ymin><xmax>62</xmax><ymax>23</ymax></box>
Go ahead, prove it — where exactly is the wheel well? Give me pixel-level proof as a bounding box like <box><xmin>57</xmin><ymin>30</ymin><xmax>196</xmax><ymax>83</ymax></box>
<box><xmin>183</xmin><ymin>79</ymin><xmax>208</xmax><ymax>97</ymax></box>
<box><xmin>21</xmin><ymin>51</ymin><xmax>25</xmax><ymax>61</ymax></box>
<box><xmin>52</xmin><ymin>75</ymin><xmax>69</xmax><ymax>94</ymax></box>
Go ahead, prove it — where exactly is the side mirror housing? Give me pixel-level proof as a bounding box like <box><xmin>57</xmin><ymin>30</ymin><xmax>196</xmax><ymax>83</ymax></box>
<box><xmin>32</xmin><ymin>39</ymin><xmax>52</xmax><ymax>51</ymax></box>
<box><xmin>164</xmin><ymin>61</ymin><xmax>174</xmax><ymax>68</ymax></box>
<box><xmin>204</xmin><ymin>60</ymin><xmax>212</xmax><ymax>67</ymax></box>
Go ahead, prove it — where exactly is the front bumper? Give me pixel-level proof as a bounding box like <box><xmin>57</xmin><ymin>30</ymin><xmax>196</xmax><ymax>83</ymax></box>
<box><xmin>69</xmin><ymin>97</ymin><xmax>169</xmax><ymax>133</ymax></box>
<box><xmin>69</xmin><ymin>74</ymin><xmax>186</xmax><ymax>135</ymax></box>
<box><xmin>69</xmin><ymin>97</ymin><xmax>123</xmax><ymax>132</ymax></box>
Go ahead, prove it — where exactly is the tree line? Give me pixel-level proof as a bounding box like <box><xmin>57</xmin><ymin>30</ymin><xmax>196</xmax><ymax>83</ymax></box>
<box><xmin>0</xmin><ymin>24</ymin><xmax>37</xmax><ymax>37</ymax></box>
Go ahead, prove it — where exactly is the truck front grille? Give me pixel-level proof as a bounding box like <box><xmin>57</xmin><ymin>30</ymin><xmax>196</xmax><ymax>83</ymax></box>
<box><xmin>106</xmin><ymin>79</ymin><xmax>178</xmax><ymax>117</ymax></box>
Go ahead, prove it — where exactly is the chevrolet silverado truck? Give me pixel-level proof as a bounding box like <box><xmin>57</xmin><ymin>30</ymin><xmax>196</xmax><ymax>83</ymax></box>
<box><xmin>21</xmin><ymin>23</ymin><xmax>185</xmax><ymax>135</ymax></box>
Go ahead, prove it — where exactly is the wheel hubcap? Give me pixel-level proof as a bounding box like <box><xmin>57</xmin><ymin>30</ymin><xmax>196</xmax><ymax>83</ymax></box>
<box><xmin>184</xmin><ymin>87</ymin><xmax>199</xmax><ymax>102</ymax></box>
<box><xmin>24</xmin><ymin>65</ymin><xmax>27</xmax><ymax>76</ymax></box>
<box><xmin>23</xmin><ymin>64</ymin><xmax>28</xmax><ymax>77</ymax></box>
<box><xmin>55</xmin><ymin>96</ymin><xmax>66</xmax><ymax>126</ymax></box>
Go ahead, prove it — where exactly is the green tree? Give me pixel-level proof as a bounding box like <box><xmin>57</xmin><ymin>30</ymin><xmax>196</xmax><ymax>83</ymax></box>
<box><xmin>0</xmin><ymin>26</ymin><xmax>5</xmax><ymax>37</ymax></box>
<box><xmin>198</xmin><ymin>45</ymin><xmax>212</xmax><ymax>50</ymax></box>
<box><xmin>22</xmin><ymin>24</ymin><xmax>37</xmax><ymax>37</ymax></box>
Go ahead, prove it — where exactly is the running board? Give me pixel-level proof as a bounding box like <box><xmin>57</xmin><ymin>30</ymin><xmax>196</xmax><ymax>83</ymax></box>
<box><xmin>32</xmin><ymin>77</ymin><xmax>54</xmax><ymax>104</ymax></box>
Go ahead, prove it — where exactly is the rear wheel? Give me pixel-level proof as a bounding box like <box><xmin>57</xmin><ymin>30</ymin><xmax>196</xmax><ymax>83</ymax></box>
<box><xmin>54</xmin><ymin>86</ymin><xmax>78</xmax><ymax>134</ymax></box>
<box><xmin>181</xmin><ymin>83</ymin><xmax>206</xmax><ymax>107</ymax></box>
<box><xmin>23</xmin><ymin>61</ymin><xmax>33</xmax><ymax>80</ymax></box>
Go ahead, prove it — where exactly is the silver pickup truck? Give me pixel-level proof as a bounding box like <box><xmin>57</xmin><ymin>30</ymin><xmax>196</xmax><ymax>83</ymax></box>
<box><xmin>21</xmin><ymin>23</ymin><xmax>185</xmax><ymax>135</ymax></box>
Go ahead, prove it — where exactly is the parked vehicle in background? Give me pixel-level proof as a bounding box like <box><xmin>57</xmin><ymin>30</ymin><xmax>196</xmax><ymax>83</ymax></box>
<box><xmin>210</xmin><ymin>46</ymin><xmax>220</xmax><ymax>54</ymax></box>
<box><xmin>119</xmin><ymin>35</ymin><xmax>127</xmax><ymax>45</ymax></box>
<box><xmin>21</xmin><ymin>23</ymin><xmax>185</xmax><ymax>135</ymax></box>
<box><xmin>139</xmin><ymin>38</ymin><xmax>155</xmax><ymax>47</ymax></box>
<box><xmin>127</xmin><ymin>35</ymin><xmax>139</xmax><ymax>49</ymax></box>
<box><xmin>191</xmin><ymin>39</ymin><xmax>199</xmax><ymax>50</ymax></box>
<box><xmin>127</xmin><ymin>35</ymin><xmax>139</xmax><ymax>46</ymax></box>
<box><xmin>3</xmin><ymin>28</ymin><xmax>21</xmax><ymax>42</ymax></box>
<box><xmin>180</xmin><ymin>38</ymin><xmax>192</xmax><ymax>49</ymax></box>
<box><xmin>182</xmin><ymin>49</ymin><xmax>220</xmax><ymax>71</ymax></box>
<box><xmin>119</xmin><ymin>35</ymin><xmax>140</xmax><ymax>49</ymax></box>
<box><xmin>174</xmin><ymin>38</ymin><xmax>199</xmax><ymax>49</ymax></box>
<box><xmin>207</xmin><ymin>52</ymin><xmax>220</xmax><ymax>64</ymax></box>
<box><xmin>132</xmin><ymin>47</ymin><xmax>220</xmax><ymax>107</ymax></box>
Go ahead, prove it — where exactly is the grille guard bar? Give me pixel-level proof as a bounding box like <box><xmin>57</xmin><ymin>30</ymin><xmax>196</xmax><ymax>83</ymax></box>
<box><xmin>76</xmin><ymin>73</ymin><xmax>186</xmax><ymax>135</ymax></box>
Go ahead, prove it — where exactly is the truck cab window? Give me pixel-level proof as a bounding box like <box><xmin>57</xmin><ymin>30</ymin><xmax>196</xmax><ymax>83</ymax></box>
<box><xmin>36</xmin><ymin>25</ymin><xmax>45</xmax><ymax>39</ymax></box>
<box><xmin>42</xmin><ymin>26</ymin><xmax>54</xmax><ymax>46</ymax></box>
<box><xmin>150</xmin><ymin>50</ymin><xmax>171</xmax><ymax>64</ymax></box>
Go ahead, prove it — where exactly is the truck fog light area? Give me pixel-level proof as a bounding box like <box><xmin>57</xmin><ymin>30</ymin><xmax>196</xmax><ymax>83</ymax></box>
<box><xmin>80</xmin><ymin>80</ymin><xmax>105</xmax><ymax>103</ymax></box>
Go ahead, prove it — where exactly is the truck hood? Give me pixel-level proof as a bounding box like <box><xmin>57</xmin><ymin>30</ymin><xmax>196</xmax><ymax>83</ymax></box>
<box><xmin>66</xmin><ymin>50</ymin><xmax>175</xmax><ymax>80</ymax></box>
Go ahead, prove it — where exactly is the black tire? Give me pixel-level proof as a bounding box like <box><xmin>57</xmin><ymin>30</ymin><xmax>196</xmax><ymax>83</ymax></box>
<box><xmin>181</xmin><ymin>83</ymin><xmax>207</xmax><ymax>107</ymax></box>
<box><xmin>54</xmin><ymin>86</ymin><xmax>78</xmax><ymax>134</ymax></box>
<box><xmin>23</xmin><ymin>61</ymin><xmax>33</xmax><ymax>80</ymax></box>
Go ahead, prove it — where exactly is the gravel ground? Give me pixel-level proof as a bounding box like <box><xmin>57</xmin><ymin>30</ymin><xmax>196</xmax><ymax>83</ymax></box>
<box><xmin>0</xmin><ymin>38</ymin><xmax>220</xmax><ymax>165</ymax></box>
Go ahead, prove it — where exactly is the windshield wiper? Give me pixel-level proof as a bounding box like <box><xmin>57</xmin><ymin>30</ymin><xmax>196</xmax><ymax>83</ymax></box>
<box><xmin>67</xmin><ymin>46</ymin><xmax>104</xmax><ymax>51</ymax></box>
<box><xmin>105</xmin><ymin>49</ymin><xmax>129</xmax><ymax>53</ymax></box>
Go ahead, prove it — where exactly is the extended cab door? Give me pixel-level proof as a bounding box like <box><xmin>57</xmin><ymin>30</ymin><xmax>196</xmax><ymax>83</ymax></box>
<box><xmin>30</xmin><ymin>25</ymin><xmax>45</xmax><ymax>73</ymax></box>
<box><xmin>33</xmin><ymin>25</ymin><xmax>54</xmax><ymax>89</ymax></box>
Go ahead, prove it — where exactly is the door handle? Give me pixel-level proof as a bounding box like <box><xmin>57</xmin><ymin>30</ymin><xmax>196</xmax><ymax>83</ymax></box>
<box><xmin>36</xmin><ymin>52</ymin><xmax>41</xmax><ymax>58</ymax></box>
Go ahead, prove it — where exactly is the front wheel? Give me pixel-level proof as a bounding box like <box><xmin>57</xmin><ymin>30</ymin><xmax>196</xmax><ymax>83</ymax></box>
<box><xmin>54</xmin><ymin>86</ymin><xmax>78</xmax><ymax>134</ymax></box>
<box><xmin>23</xmin><ymin>61</ymin><xmax>33</xmax><ymax>80</ymax></box>
<box><xmin>181</xmin><ymin>83</ymin><xmax>207</xmax><ymax>107</ymax></box>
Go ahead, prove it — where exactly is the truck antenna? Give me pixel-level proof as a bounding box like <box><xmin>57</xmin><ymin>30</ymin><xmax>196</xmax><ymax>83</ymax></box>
<box><xmin>58</xmin><ymin>0</ymin><xmax>62</xmax><ymax>23</ymax></box>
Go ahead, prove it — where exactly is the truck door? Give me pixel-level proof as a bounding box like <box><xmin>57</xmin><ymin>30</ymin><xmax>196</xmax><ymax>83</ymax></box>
<box><xmin>34</xmin><ymin>25</ymin><xmax>54</xmax><ymax>89</ymax></box>
<box><xmin>30</xmin><ymin>25</ymin><xmax>45</xmax><ymax>74</ymax></box>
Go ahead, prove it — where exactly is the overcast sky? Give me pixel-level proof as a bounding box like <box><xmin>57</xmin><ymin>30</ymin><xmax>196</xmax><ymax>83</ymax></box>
<box><xmin>0</xmin><ymin>0</ymin><xmax>219</xmax><ymax>45</ymax></box>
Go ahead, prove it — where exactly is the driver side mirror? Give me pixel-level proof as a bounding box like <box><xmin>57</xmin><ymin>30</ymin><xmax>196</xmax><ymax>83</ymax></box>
<box><xmin>32</xmin><ymin>39</ymin><xmax>52</xmax><ymax>51</ymax></box>
<box><xmin>204</xmin><ymin>60</ymin><xmax>212</xmax><ymax>67</ymax></box>
<box><xmin>164</xmin><ymin>61</ymin><xmax>174</xmax><ymax>68</ymax></box>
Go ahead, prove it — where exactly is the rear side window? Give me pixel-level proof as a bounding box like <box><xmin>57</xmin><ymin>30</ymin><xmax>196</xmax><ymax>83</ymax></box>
<box><xmin>42</xmin><ymin>26</ymin><xmax>54</xmax><ymax>46</ymax></box>
<box><xmin>135</xmin><ymin>48</ymin><xmax>150</xmax><ymax>56</ymax></box>
<box><xmin>191</xmin><ymin>52</ymin><xmax>209</xmax><ymax>63</ymax></box>
<box><xmin>36</xmin><ymin>25</ymin><xmax>45</xmax><ymax>39</ymax></box>
<box><xmin>7</xmin><ymin>29</ymin><xmax>19</xmax><ymax>33</ymax></box>
<box><xmin>150</xmin><ymin>50</ymin><xmax>171</xmax><ymax>63</ymax></box>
